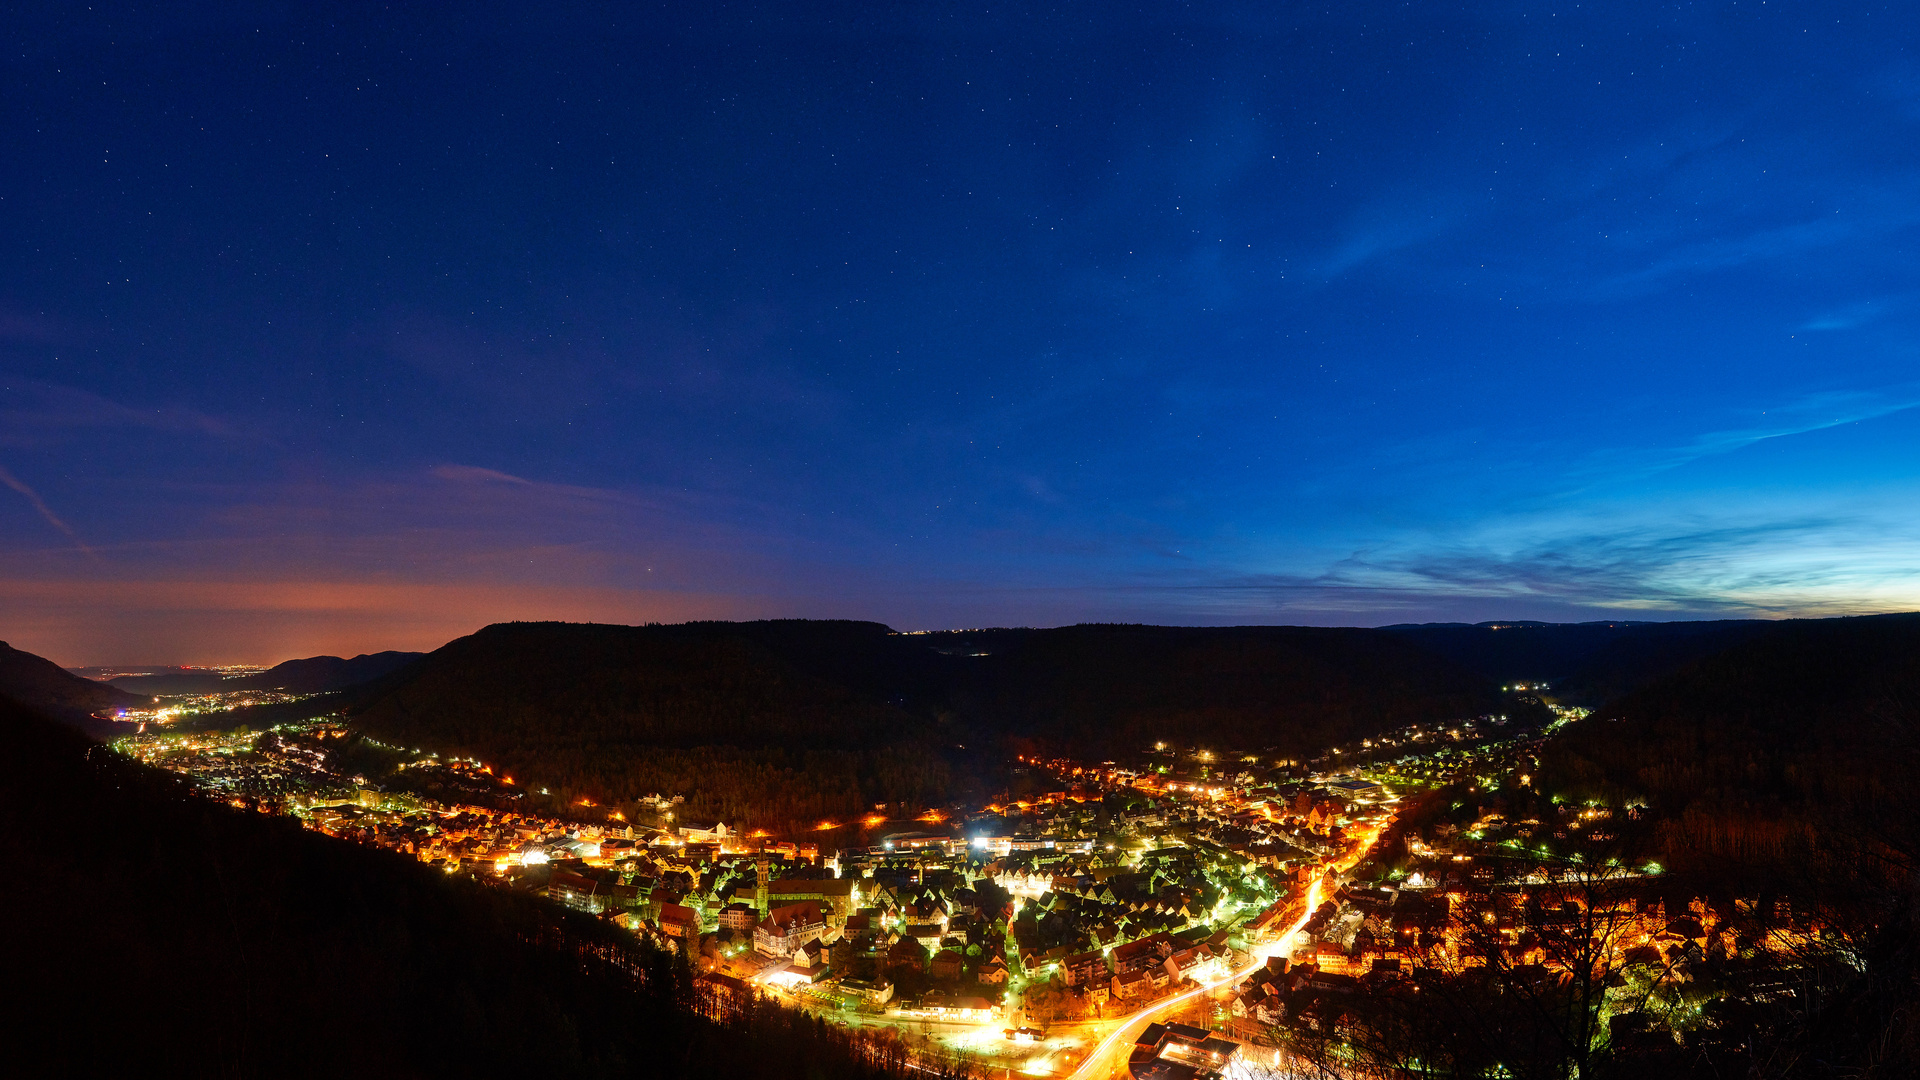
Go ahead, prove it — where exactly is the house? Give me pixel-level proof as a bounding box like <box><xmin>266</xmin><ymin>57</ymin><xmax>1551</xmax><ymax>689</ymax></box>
<box><xmin>766</xmin><ymin>961</ymin><xmax>832</xmax><ymax>990</ymax></box>
<box><xmin>718</xmin><ymin>902</ymin><xmax>759</xmax><ymax>932</ymax></box>
<box><xmin>754</xmin><ymin>901</ymin><xmax>826</xmax><ymax>959</ymax></box>
<box><xmin>904</xmin><ymin>923</ymin><xmax>946</xmax><ymax>951</ymax></box>
<box><xmin>888</xmin><ymin>936</ymin><xmax>930</xmax><ymax>973</ymax></box>
<box><xmin>1133</xmin><ymin>1022</ymin><xmax>1242</xmax><ymax>1075</ymax></box>
<box><xmin>791</xmin><ymin>940</ymin><xmax>830</xmax><ymax>971</ymax></box>
<box><xmin>901</xmin><ymin>899</ymin><xmax>950</xmax><ymax>931</ymax></box>
<box><xmin>1231</xmin><ymin>983</ymin><xmax>1283</xmax><ymax>1028</ymax></box>
<box><xmin>1062</xmin><ymin>949</ymin><xmax>1111</xmax><ymax>988</ymax></box>
<box><xmin>1164</xmin><ymin>943</ymin><xmax>1226</xmax><ymax>985</ymax></box>
<box><xmin>928</xmin><ymin>995</ymin><xmax>996</xmax><ymax>1023</ymax></box>
<box><xmin>548</xmin><ymin>869</ymin><xmax>609</xmax><ymax>912</ymax></box>
<box><xmin>839</xmin><ymin>978</ymin><xmax>894</xmax><ymax>1007</ymax></box>
<box><xmin>1307</xmin><ymin>970</ymin><xmax>1358</xmax><ymax>995</ymax></box>
<box><xmin>976</xmin><ymin>956</ymin><xmax>1009</xmax><ymax>985</ymax></box>
<box><xmin>1110</xmin><ymin>968</ymin><xmax>1155</xmax><ymax>1001</ymax></box>
<box><xmin>768</xmin><ymin>877</ymin><xmax>858</xmax><ymax>924</ymax></box>
<box><xmin>930</xmin><ymin>949</ymin><xmax>964</xmax><ymax>980</ymax></box>
<box><xmin>1111</xmin><ymin>931</ymin><xmax>1174</xmax><ymax>976</ymax></box>
<box><xmin>677</xmin><ymin>819</ymin><xmax>732</xmax><ymax>843</ymax></box>
<box><xmin>659</xmin><ymin>903</ymin><xmax>702</xmax><ymax>953</ymax></box>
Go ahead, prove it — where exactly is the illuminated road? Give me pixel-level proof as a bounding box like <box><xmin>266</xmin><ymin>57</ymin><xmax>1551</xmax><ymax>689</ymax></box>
<box><xmin>1064</xmin><ymin>821</ymin><xmax>1388</xmax><ymax>1080</ymax></box>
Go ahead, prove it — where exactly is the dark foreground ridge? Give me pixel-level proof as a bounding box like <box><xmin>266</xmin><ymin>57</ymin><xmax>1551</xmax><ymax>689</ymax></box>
<box><xmin>0</xmin><ymin>692</ymin><xmax>961</xmax><ymax>1079</ymax></box>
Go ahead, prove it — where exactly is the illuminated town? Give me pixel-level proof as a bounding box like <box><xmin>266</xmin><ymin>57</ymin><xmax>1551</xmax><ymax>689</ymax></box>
<box><xmin>108</xmin><ymin>693</ymin><xmax>1806</xmax><ymax>1079</ymax></box>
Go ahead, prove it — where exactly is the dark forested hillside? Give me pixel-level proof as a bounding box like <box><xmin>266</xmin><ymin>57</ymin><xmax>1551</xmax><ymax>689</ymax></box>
<box><xmin>1530</xmin><ymin>614</ymin><xmax>1920</xmax><ymax>1075</ymax></box>
<box><xmin>926</xmin><ymin>623</ymin><xmax>1497</xmax><ymax>756</ymax></box>
<box><xmin>0</xmin><ymin>640</ymin><xmax>140</xmax><ymax>726</ymax></box>
<box><xmin>1544</xmin><ymin>612</ymin><xmax>1920</xmax><ymax>874</ymax></box>
<box><xmin>0</xmin><ymin>692</ymin><xmax>957</xmax><ymax>1079</ymax></box>
<box><xmin>346</xmin><ymin>621</ymin><xmax>960</xmax><ymax>831</ymax></box>
<box><xmin>1387</xmin><ymin>619</ymin><xmax>1772</xmax><ymax>704</ymax></box>
<box><xmin>341</xmin><ymin>620</ymin><xmax>1499</xmax><ymax>828</ymax></box>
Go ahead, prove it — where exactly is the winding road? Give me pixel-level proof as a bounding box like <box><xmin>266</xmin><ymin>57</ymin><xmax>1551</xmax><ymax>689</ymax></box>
<box><xmin>1065</xmin><ymin>820</ymin><xmax>1389</xmax><ymax>1080</ymax></box>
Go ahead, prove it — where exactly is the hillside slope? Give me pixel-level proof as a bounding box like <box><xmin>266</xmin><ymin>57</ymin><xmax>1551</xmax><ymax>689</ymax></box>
<box><xmin>0</xmin><ymin>640</ymin><xmax>142</xmax><ymax>725</ymax></box>
<box><xmin>347</xmin><ymin>620</ymin><xmax>958</xmax><ymax>831</ymax></box>
<box><xmin>342</xmin><ymin>620</ymin><xmax>1499</xmax><ymax>827</ymax></box>
<box><xmin>926</xmin><ymin>623</ymin><xmax>1497</xmax><ymax>755</ymax></box>
<box><xmin>1385</xmin><ymin>619</ymin><xmax>1773</xmax><ymax>704</ymax></box>
<box><xmin>0</xmin><ymin>692</ymin><xmax>949</xmax><ymax>1079</ymax></box>
<box><xmin>1544</xmin><ymin>612</ymin><xmax>1920</xmax><ymax>873</ymax></box>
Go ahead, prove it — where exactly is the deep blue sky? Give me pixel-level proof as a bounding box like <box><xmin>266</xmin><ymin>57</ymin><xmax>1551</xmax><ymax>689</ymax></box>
<box><xmin>4</xmin><ymin>2</ymin><xmax>1918</xmax><ymax>662</ymax></box>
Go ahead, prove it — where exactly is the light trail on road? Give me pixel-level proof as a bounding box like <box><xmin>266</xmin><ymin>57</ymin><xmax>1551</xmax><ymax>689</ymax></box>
<box><xmin>1063</xmin><ymin>819</ymin><xmax>1390</xmax><ymax>1080</ymax></box>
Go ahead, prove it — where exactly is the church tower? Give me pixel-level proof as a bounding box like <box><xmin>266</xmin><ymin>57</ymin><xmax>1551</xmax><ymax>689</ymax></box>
<box><xmin>755</xmin><ymin>853</ymin><xmax>771</xmax><ymax>916</ymax></box>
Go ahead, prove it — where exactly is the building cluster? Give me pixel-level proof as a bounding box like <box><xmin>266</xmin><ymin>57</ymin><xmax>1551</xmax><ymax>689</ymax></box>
<box><xmin>110</xmin><ymin>687</ymin><xmax>1837</xmax><ymax>1074</ymax></box>
<box><xmin>123</xmin><ymin>710</ymin><xmax>1619</xmax><ymax>1067</ymax></box>
<box><xmin>105</xmin><ymin>687</ymin><xmax>311</xmax><ymax>730</ymax></box>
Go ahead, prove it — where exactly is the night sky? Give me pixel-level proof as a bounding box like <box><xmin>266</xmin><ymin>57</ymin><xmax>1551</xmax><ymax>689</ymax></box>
<box><xmin>5</xmin><ymin>3</ymin><xmax>1918</xmax><ymax>663</ymax></box>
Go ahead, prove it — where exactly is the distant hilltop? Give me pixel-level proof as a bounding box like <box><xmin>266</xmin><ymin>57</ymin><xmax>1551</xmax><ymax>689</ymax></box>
<box><xmin>0</xmin><ymin>640</ymin><xmax>143</xmax><ymax>726</ymax></box>
<box><xmin>80</xmin><ymin>651</ymin><xmax>424</xmax><ymax>697</ymax></box>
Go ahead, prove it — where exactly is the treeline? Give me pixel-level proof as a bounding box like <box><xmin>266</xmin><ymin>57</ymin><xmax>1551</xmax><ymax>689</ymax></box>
<box><xmin>0</xmin><ymin>692</ymin><xmax>961</xmax><ymax>1078</ymax></box>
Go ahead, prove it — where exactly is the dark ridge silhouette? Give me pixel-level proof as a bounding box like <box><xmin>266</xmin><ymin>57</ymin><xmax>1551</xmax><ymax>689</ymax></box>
<box><xmin>0</xmin><ymin>691</ymin><xmax>959</xmax><ymax>1079</ymax></box>
<box><xmin>0</xmin><ymin>640</ymin><xmax>141</xmax><ymax>725</ymax></box>
<box><xmin>1386</xmin><ymin>618</ymin><xmax>1775</xmax><ymax>703</ymax></box>
<box><xmin>924</xmin><ymin>623</ymin><xmax>1496</xmax><ymax>754</ymax></box>
<box><xmin>102</xmin><ymin>649</ymin><xmax>425</xmax><ymax>696</ymax></box>
<box><xmin>344</xmin><ymin>620</ymin><xmax>959</xmax><ymax>833</ymax></box>
<box><xmin>339</xmin><ymin>620</ymin><xmax>1497</xmax><ymax>828</ymax></box>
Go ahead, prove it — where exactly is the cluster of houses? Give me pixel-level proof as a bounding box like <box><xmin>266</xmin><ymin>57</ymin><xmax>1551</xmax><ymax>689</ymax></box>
<box><xmin>1058</xmin><ymin>926</ymin><xmax>1234</xmax><ymax>1012</ymax></box>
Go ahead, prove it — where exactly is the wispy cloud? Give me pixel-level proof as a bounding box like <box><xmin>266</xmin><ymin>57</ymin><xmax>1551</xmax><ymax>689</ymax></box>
<box><xmin>1322</xmin><ymin>198</ymin><xmax>1462</xmax><ymax>278</ymax></box>
<box><xmin>430</xmin><ymin>464</ymin><xmax>535</xmax><ymax>486</ymax></box>
<box><xmin>1658</xmin><ymin>388</ymin><xmax>1920</xmax><ymax>469</ymax></box>
<box><xmin>1801</xmin><ymin>300</ymin><xmax>1885</xmax><ymax>331</ymax></box>
<box><xmin>1223</xmin><ymin>495</ymin><xmax>1920</xmax><ymax>620</ymax></box>
<box><xmin>1558</xmin><ymin>384</ymin><xmax>1920</xmax><ymax>494</ymax></box>
<box><xmin>0</xmin><ymin>378</ymin><xmax>241</xmax><ymax>448</ymax></box>
<box><xmin>1591</xmin><ymin>212</ymin><xmax>1874</xmax><ymax>299</ymax></box>
<box><xmin>0</xmin><ymin>464</ymin><xmax>92</xmax><ymax>555</ymax></box>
